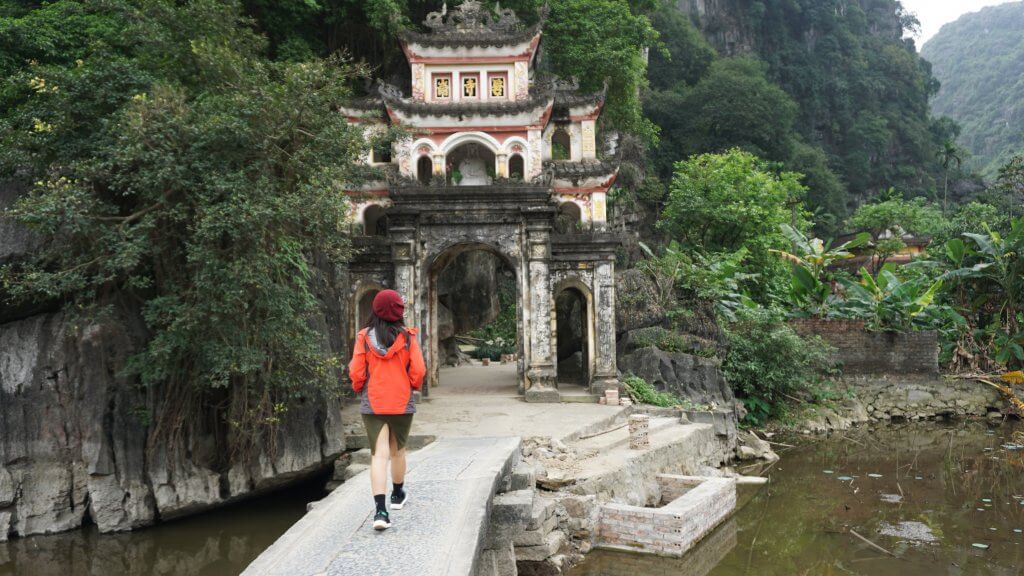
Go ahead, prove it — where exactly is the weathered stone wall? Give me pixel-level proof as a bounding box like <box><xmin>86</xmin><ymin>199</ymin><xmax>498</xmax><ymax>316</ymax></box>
<box><xmin>790</xmin><ymin>319</ymin><xmax>939</xmax><ymax>376</ymax></box>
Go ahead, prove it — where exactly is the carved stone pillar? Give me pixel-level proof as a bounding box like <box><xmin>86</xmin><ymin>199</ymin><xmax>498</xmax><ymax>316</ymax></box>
<box><xmin>524</xmin><ymin>224</ymin><xmax>558</xmax><ymax>402</ymax></box>
<box><xmin>590</xmin><ymin>259</ymin><xmax>619</xmax><ymax>394</ymax></box>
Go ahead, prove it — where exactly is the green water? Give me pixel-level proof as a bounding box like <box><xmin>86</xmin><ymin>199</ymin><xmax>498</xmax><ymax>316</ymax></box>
<box><xmin>572</xmin><ymin>421</ymin><xmax>1024</xmax><ymax>576</ymax></box>
<box><xmin>0</xmin><ymin>475</ymin><xmax>321</xmax><ymax>576</ymax></box>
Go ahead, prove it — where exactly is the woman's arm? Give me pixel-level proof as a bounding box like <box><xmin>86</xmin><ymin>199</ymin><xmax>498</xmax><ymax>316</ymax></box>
<box><xmin>349</xmin><ymin>331</ymin><xmax>368</xmax><ymax>393</ymax></box>
<box><xmin>407</xmin><ymin>332</ymin><xmax>427</xmax><ymax>390</ymax></box>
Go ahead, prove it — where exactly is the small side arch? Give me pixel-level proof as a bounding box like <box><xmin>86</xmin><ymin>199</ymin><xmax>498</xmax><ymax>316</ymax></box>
<box><xmin>553</xmin><ymin>278</ymin><xmax>595</xmax><ymax>387</ymax></box>
<box><xmin>554</xmin><ymin>201</ymin><xmax>583</xmax><ymax>234</ymax></box>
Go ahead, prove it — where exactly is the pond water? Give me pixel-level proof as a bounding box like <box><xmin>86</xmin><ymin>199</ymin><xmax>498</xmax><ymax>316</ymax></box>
<box><xmin>571</xmin><ymin>420</ymin><xmax>1024</xmax><ymax>576</ymax></box>
<box><xmin>0</xmin><ymin>474</ymin><xmax>324</xmax><ymax>576</ymax></box>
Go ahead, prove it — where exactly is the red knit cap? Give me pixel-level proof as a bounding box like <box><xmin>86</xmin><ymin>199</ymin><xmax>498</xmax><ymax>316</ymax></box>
<box><xmin>372</xmin><ymin>289</ymin><xmax>405</xmax><ymax>322</ymax></box>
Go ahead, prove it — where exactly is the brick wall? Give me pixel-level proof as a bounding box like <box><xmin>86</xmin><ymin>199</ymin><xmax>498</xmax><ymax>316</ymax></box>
<box><xmin>597</xmin><ymin>476</ymin><xmax>736</xmax><ymax>558</ymax></box>
<box><xmin>789</xmin><ymin>319</ymin><xmax>938</xmax><ymax>376</ymax></box>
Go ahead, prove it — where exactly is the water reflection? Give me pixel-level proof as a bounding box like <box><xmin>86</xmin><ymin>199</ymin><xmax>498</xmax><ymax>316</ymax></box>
<box><xmin>0</xmin><ymin>476</ymin><xmax>320</xmax><ymax>576</ymax></box>
<box><xmin>573</xmin><ymin>421</ymin><xmax>1024</xmax><ymax>576</ymax></box>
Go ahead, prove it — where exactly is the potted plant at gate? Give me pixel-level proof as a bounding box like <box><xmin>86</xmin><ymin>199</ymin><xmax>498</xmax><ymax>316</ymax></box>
<box><xmin>451</xmin><ymin>169</ymin><xmax>463</xmax><ymax>185</ymax></box>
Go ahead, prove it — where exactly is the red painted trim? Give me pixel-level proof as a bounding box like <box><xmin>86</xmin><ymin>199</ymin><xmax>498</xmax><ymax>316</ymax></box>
<box><xmin>344</xmin><ymin>189</ymin><xmax>390</xmax><ymax>197</ymax></box>
<box><xmin>553</xmin><ymin>173</ymin><xmax>618</xmax><ymax>195</ymax></box>
<box><xmin>384</xmin><ymin>101</ymin><xmax>554</xmax><ymax>133</ymax></box>
<box><xmin>553</xmin><ymin>186</ymin><xmax>610</xmax><ymax>195</ymax></box>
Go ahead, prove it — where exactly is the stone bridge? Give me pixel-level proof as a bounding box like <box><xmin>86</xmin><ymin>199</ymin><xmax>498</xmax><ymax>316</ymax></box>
<box><xmin>242</xmin><ymin>437</ymin><xmax>526</xmax><ymax>576</ymax></box>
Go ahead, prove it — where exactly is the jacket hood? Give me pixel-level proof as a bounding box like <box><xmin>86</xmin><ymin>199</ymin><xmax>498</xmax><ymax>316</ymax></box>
<box><xmin>365</xmin><ymin>327</ymin><xmax>418</xmax><ymax>359</ymax></box>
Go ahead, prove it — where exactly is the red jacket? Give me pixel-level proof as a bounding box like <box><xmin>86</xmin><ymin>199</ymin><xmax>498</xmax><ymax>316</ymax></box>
<box><xmin>349</xmin><ymin>327</ymin><xmax>426</xmax><ymax>415</ymax></box>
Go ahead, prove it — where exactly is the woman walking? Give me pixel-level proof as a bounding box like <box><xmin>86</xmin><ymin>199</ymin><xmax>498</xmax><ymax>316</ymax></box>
<box><xmin>349</xmin><ymin>289</ymin><xmax>426</xmax><ymax>530</ymax></box>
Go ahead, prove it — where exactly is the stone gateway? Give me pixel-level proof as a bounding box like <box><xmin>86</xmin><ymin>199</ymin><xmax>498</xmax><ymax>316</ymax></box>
<box><xmin>341</xmin><ymin>2</ymin><xmax>621</xmax><ymax>401</ymax></box>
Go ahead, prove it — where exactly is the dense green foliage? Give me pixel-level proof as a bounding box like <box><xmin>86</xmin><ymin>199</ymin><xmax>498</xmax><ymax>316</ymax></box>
<box><xmin>642</xmin><ymin>0</ymin><xmax>957</xmax><ymax>234</ymax></box>
<box><xmin>722</xmin><ymin>309</ymin><xmax>836</xmax><ymax>425</ymax></box>
<box><xmin>0</xmin><ymin>1</ymin><xmax>366</xmax><ymax>456</ymax></box>
<box><xmin>659</xmin><ymin>150</ymin><xmax>808</xmax><ymax>301</ymax></box>
<box><xmin>922</xmin><ymin>2</ymin><xmax>1024</xmax><ymax>178</ymax></box>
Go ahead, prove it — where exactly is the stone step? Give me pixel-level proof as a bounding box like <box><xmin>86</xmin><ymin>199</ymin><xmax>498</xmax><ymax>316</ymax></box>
<box><xmin>558</xmin><ymin>391</ymin><xmax>602</xmax><ymax>403</ymax></box>
<box><xmin>572</xmin><ymin>416</ymin><xmax>680</xmax><ymax>453</ymax></box>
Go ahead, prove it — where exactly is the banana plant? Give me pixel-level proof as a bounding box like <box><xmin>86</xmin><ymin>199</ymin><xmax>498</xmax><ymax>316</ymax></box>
<box><xmin>945</xmin><ymin>219</ymin><xmax>1024</xmax><ymax>365</ymax></box>
<box><xmin>838</xmin><ymin>264</ymin><xmax>944</xmax><ymax>331</ymax></box>
<box><xmin>771</xmin><ymin>224</ymin><xmax>870</xmax><ymax>316</ymax></box>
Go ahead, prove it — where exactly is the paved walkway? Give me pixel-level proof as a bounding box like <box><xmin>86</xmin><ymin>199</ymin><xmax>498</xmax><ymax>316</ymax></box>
<box><xmin>342</xmin><ymin>364</ymin><xmax>623</xmax><ymax>443</ymax></box>
<box><xmin>242</xmin><ymin>436</ymin><xmax>521</xmax><ymax>576</ymax></box>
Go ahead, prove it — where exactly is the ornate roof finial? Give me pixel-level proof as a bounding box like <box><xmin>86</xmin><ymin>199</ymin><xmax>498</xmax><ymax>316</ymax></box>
<box><xmin>422</xmin><ymin>0</ymin><xmax>521</xmax><ymax>34</ymax></box>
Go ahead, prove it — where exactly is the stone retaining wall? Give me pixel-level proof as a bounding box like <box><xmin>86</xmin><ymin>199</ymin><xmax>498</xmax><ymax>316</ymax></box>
<box><xmin>789</xmin><ymin>319</ymin><xmax>939</xmax><ymax>376</ymax></box>
<box><xmin>596</xmin><ymin>475</ymin><xmax>735</xmax><ymax>558</ymax></box>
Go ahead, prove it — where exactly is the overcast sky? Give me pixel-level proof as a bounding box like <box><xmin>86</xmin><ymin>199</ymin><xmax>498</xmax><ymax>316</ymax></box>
<box><xmin>902</xmin><ymin>0</ymin><xmax>1019</xmax><ymax>44</ymax></box>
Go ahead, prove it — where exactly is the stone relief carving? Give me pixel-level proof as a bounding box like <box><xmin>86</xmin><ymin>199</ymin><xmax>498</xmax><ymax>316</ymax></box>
<box><xmin>515</xmin><ymin>61</ymin><xmax>529</xmax><ymax>100</ymax></box>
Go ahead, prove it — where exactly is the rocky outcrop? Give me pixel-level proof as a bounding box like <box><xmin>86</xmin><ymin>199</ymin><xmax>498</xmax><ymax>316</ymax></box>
<box><xmin>614</xmin><ymin>269</ymin><xmax>666</xmax><ymax>335</ymax></box>
<box><xmin>618</xmin><ymin>346</ymin><xmax>735</xmax><ymax>410</ymax></box>
<box><xmin>0</xmin><ymin>311</ymin><xmax>344</xmax><ymax>541</ymax></box>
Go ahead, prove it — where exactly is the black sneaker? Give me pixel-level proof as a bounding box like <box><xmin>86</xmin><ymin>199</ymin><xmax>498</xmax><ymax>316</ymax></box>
<box><xmin>373</xmin><ymin>509</ymin><xmax>391</xmax><ymax>530</ymax></box>
<box><xmin>390</xmin><ymin>490</ymin><xmax>408</xmax><ymax>510</ymax></box>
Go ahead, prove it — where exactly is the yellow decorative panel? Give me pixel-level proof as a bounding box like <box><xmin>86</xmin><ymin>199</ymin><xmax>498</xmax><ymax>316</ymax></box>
<box><xmin>592</xmin><ymin>194</ymin><xmax>607</xmax><ymax>223</ymax></box>
<box><xmin>490</xmin><ymin>76</ymin><xmax>506</xmax><ymax>98</ymax></box>
<box><xmin>463</xmin><ymin>76</ymin><xmax>478</xmax><ymax>98</ymax></box>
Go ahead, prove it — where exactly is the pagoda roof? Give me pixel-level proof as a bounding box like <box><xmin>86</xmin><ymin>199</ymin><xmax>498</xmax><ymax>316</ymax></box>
<box><xmin>399</xmin><ymin>1</ymin><xmax>545</xmax><ymax>50</ymax></box>
<box><xmin>379</xmin><ymin>83</ymin><xmax>552</xmax><ymax>118</ymax></box>
<box><xmin>546</xmin><ymin>160</ymin><xmax>617</xmax><ymax>180</ymax></box>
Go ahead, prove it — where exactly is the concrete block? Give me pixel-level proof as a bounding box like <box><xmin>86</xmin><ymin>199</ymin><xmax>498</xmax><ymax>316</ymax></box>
<box><xmin>510</xmin><ymin>464</ymin><xmax>536</xmax><ymax>491</ymax></box>
<box><xmin>526</xmin><ymin>496</ymin><xmax>556</xmax><ymax>530</ymax></box>
<box><xmin>514</xmin><ymin>530</ymin><xmax>566</xmax><ymax>562</ymax></box>
<box><xmin>525</xmin><ymin>387</ymin><xmax>560</xmax><ymax>403</ymax></box>
<box><xmin>512</xmin><ymin>513</ymin><xmax>558</xmax><ymax>546</ymax></box>
<box><xmin>485</xmin><ymin>489</ymin><xmax>535</xmax><ymax>549</ymax></box>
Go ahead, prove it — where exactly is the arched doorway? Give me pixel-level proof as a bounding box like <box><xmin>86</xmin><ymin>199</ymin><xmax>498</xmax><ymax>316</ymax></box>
<box><xmin>508</xmin><ymin>154</ymin><xmax>525</xmax><ymax>181</ymax></box>
<box><xmin>427</xmin><ymin>243</ymin><xmax>522</xmax><ymax>396</ymax></box>
<box><xmin>353</xmin><ymin>285</ymin><xmax>383</xmax><ymax>341</ymax></box>
<box><xmin>363</xmin><ymin>204</ymin><xmax>388</xmax><ymax>236</ymax></box>
<box><xmin>417</xmin><ymin>156</ymin><xmax>433</xmax><ymax>185</ymax></box>
<box><xmin>555</xmin><ymin>285</ymin><xmax>592</xmax><ymax>388</ymax></box>
<box><xmin>446</xmin><ymin>143</ymin><xmax>496</xmax><ymax>185</ymax></box>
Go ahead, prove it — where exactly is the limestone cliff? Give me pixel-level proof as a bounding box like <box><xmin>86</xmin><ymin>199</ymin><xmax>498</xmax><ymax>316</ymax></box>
<box><xmin>0</xmin><ymin>180</ymin><xmax>346</xmax><ymax>540</ymax></box>
<box><xmin>0</xmin><ymin>310</ymin><xmax>344</xmax><ymax>541</ymax></box>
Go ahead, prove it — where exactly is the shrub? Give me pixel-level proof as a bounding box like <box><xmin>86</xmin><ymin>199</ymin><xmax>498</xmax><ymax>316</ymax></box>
<box><xmin>622</xmin><ymin>375</ymin><xmax>681</xmax><ymax>408</ymax></box>
<box><xmin>722</xmin><ymin>309</ymin><xmax>837</xmax><ymax>425</ymax></box>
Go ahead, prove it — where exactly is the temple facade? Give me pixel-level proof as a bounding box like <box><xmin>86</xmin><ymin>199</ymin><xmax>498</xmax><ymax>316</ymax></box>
<box><xmin>342</xmin><ymin>1</ymin><xmax>620</xmax><ymax>401</ymax></box>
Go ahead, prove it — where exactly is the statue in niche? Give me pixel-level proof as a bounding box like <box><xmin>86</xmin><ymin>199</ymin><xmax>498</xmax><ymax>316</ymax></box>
<box><xmin>455</xmin><ymin>144</ymin><xmax>492</xmax><ymax>185</ymax></box>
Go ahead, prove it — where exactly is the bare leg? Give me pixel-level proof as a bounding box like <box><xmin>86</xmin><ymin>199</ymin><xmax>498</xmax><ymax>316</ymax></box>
<box><xmin>371</xmin><ymin>423</ymin><xmax>391</xmax><ymax>496</ymax></box>
<box><xmin>389</xmin><ymin>431</ymin><xmax>407</xmax><ymax>486</ymax></box>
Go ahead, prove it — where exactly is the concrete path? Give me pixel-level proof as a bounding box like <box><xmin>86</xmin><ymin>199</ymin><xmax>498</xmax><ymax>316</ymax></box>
<box><xmin>342</xmin><ymin>365</ymin><xmax>623</xmax><ymax>444</ymax></box>
<box><xmin>242</xmin><ymin>436</ymin><xmax>521</xmax><ymax>576</ymax></box>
